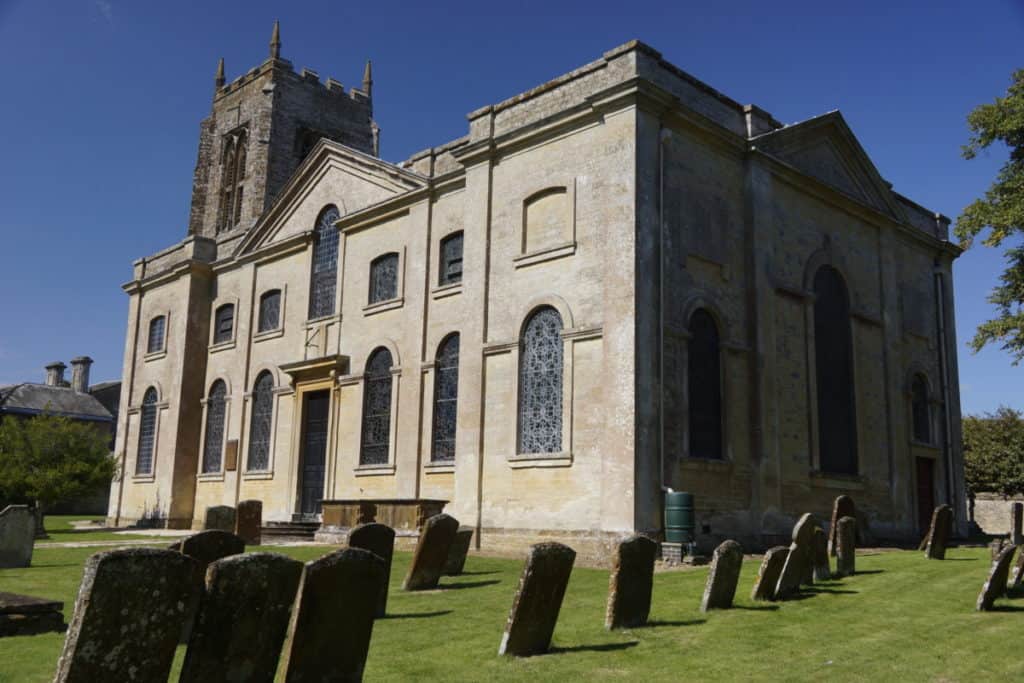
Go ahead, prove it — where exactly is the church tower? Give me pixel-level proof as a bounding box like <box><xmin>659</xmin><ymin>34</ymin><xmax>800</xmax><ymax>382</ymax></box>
<box><xmin>187</xmin><ymin>22</ymin><xmax>379</xmax><ymax>237</ymax></box>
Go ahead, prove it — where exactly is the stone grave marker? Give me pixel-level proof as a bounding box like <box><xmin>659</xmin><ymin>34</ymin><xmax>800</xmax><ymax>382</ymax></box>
<box><xmin>444</xmin><ymin>528</ymin><xmax>474</xmax><ymax>576</ymax></box>
<box><xmin>348</xmin><ymin>522</ymin><xmax>396</xmax><ymax>617</ymax></box>
<box><xmin>750</xmin><ymin>546</ymin><xmax>789</xmax><ymax>601</ymax></box>
<box><xmin>179</xmin><ymin>529</ymin><xmax>246</xmax><ymax>572</ymax></box>
<box><xmin>53</xmin><ymin>548</ymin><xmax>198</xmax><ymax>682</ymax></box>
<box><xmin>605</xmin><ymin>534</ymin><xmax>657</xmax><ymax>629</ymax></box>
<box><xmin>179</xmin><ymin>552</ymin><xmax>303</xmax><ymax>683</ymax></box>
<box><xmin>989</xmin><ymin>538</ymin><xmax>1007</xmax><ymax>561</ymax></box>
<box><xmin>701</xmin><ymin>540</ymin><xmax>744</xmax><ymax>611</ymax></box>
<box><xmin>499</xmin><ymin>542</ymin><xmax>576</xmax><ymax>657</ymax></box>
<box><xmin>402</xmin><ymin>513</ymin><xmax>459</xmax><ymax>591</ymax></box>
<box><xmin>828</xmin><ymin>495</ymin><xmax>856</xmax><ymax>555</ymax></box>
<box><xmin>775</xmin><ymin>513</ymin><xmax>817</xmax><ymax>600</ymax></box>
<box><xmin>281</xmin><ymin>547</ymin><xmax>385</xmax><ymax>682</ymax></box>
<box><xmin>977</xmin><ymin>544</ymin><xmax>1018</xmax><ymax>611</ymax></box>
<box><xmin>1012</xmin><ymin>502</ymin><xmax>1023</xmax><ymax>546</ymax></box>
<box><xmin>924</xmin><ymin>505</ymin><xmax>953</xmax><ymax>560</ymax></box>
<box><xmin>1010</xmin><ymin>548</ymin><xmax>1024</xmax><ymax>590</ymax></box>
<box><xmin>0</xmin><ymin>592</ymin><xmax>65</xmax><ymax>637</ymax></box>
<box><xmin>834</xmin><ymin>516</ymin><xmax>856</xmax><ymax>577</ymax></box>
<box><xmin>204</xmin><ymin>505</ymin><xmax>236</xmax><ymax>533</ymax></box>
<box><xmin>236</xmin><ymin>499</ymin><xmax>263</xmax><ymax>545</ymax></box>
<box><xmin>812</xmin><ymin>527</ymin><xmax>832</xmax><ymax>581</ymax></box>
<box><xmin>0</xmin><ymin>505</ymin><xmax>35</xmax><ymax>568</ymax></box>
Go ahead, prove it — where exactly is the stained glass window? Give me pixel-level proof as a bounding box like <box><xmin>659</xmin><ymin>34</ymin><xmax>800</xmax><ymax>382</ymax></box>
<box><xmin>911</xmin><ymin>374</ymin><xmax>931</xmax><ymax>443</ymax></box>
<box><xmin>431</xmin><ymin>334</ymin><xmax>460</xmax><ymax>461</ymax></box>
<box><xmin>360</xmin><ymin>348</ymin><xmax>393</xmax><ymax>465</ymax></box>
<box><xmin>136</xmin><ymin>387</ymin><xmax>158</xmax><ymax>475</ymax></box>
<box><xmin>259</xmin><ymin>290</ymin><xmax>281</xmax><ymax>332</ymax></box>
<box><xmin>308</xmin><ymin>206</ymin><xmax>340</xmax><ymax>319</ymax></box>
<box><xmin>439</xmin><ymin>232</ymin><xmax>463</xmax><ymax>286</ymax></box>
<box><xmin>213</xmin><ymin>304</ymin><xmax>234</xmax><ymax>344</ymax></box>
<box><xmin>147</xmin><ymin>316</ymin><xmax>166</xmax><ymax>354</ymax></box>
<box><xmin>517</xmin><ymin>307</ymin><xmax>563</xmax><ymax>454</ymax></box>
<box><xmin>247</xmin><ymin>371</ymin><xmax>274</xmax><ymax>471</ymax></box>
<box><xmin>369</xmin><ymin>253</ymin><xmax>399</xmax><ymax>304</ymax></box>
<box><xmin>202</xmin><ymin>380</ymin><xmax>227</xmax><ymax>473</ymax></box>
<box><xmin>814</xmin><ymin>265</ymin><xmax>858</xmax><ymax>475</ymax></box>
<box><xmin>688</xmin><ymin>309</ymin><xmax>723</xmax><ymax>459</ymax></box>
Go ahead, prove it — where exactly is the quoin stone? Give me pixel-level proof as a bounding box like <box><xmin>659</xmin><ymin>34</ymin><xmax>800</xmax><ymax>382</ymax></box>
<box><xmin>347</xmin><ymin>522</ymin><xmax>396</xmax><ymax>617</ymax></box>
<box><xmin>444</xmin><ymin>528</ymin><xmax>474</xmax><ymax>575</ymax></box>
<box><xmin>828</xmin><ymin>495</ymin><xmax>856</xmax><ymax>555</ymax></box>
<box><xmin>924</xmin><ymin>505</ymin><xmax>954</xmax><ymax>560</ymax></box>
<box><xmin>701</xmin><ymin>540</ymin><xmax>744</xmax><ymax>611</ymax></box>
<box><xmin>205</xmin><ymin>505</ymin><xmax>237</xmax><ymax>533</ymax></box>
<box><xmin>751</xmin><ymin>546</ymin><xmax>789</xmax><ymax>601</ymax></box>
<box><xmin>236</xmin><ymin>499</ymin><xmax>263</xmax><ymax>545</ymax></box>
<box><xmin>402</xmin><ymin>513</ymin><xmax>459</xmax><ymax>590</ymax></box>
<box><xmin>812</xmin><ymin>527</ymin><xmax>831</xmax><ymax>581</ymax></box>
<box><xmin>499</xmin><ymin>543</ymin><xmax>576</xmax><ymax>656</ymax></box>
<box><xmin>834</xmin><ymin>516</ymin><xmax>856</xmax><ymax>577</ymax></box>
<box><xmin>604</xmin><ymin>534</ymin><xmax>658</xmax><ymax>629</ymax></box>
<box><xmin>0</xmin><ymin>505</ymin><xmax>34</xmax><ymax>568</ymax></box>
<box><xmin>977</xmin><ymin>544</ymin><xmax>1018</xmax><ymax>611</ymax></box>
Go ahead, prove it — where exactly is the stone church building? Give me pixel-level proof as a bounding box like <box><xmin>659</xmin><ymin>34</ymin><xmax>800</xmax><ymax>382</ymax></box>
<box><xmin>107</xmin><ymin>25</ymin><xmax>966</xmax><ymax>553</ymax></box>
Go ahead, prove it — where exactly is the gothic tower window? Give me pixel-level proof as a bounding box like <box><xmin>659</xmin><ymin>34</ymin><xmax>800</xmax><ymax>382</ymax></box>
<box><xmin>247</xmin><ymin>371</ymin><xmax>274</xmax><ymax>471</ymax></box>
<box><xmin>688</xmin><ymin>309</ymin><xmax>723</xmax><ymax>459</ymax></box>
<box><xmin>431</xmin><ymin>334</ymin><xmax>460</xmax><ymax>462</ymax></box>
<box><xmin>813</xmin><ymin>265</ymin><xmax>858</xmax><ymax>475</ymax></box>
<box><xmin>439</xmin><ymin>232</ymin><xmax>464</xmax><ymax>286</ymax></box>
<box><xmin>258</xmin><ymin>290</ymin><xmax>282</xmax><ymax>332</ymax></box>
<box><xmin>201</xmin><ymin>380</ymin><xmax>227</xmax><ymax>473</ymax></box>
<box><xmin>213</xmin><ymin>304</ymin><xmax>235</xmax><ymax>344</ymax></box>
<box><xmin>911</xmin><ymin>374</ymin><xmax>931</xmax><ymax>443</ymax></box>
<box><xmin>217</xmin><ymin>130</ymin><xmax>248</xmax><ymax>232</ymax></box>
<box><xmin>308</xmin><ymin>206</ymin><xmax>340</xmax><ymax>320</ymax></box>
<box><xmin>147</xmin><ymin>316</ymin><xmax>166</xmax><ymax>354</ymax></box>
<box><xmin>360</xmin><ymin>348</ymin><xmax>394</xmax><ymax>465</ymax></box>
<box><xmin>517</xmin><ymin>307</ymin><xmax>564</xmax><ymax>454</ymax></box>
<box><xmin>369</xmin><ymin>253</ymin><xmax>399</xmax><ymax>304</ymax></box>
<box><xmin>136</xmin><ymin>387</ymin><xmax>158</xmax><ymax>475</ymax></box>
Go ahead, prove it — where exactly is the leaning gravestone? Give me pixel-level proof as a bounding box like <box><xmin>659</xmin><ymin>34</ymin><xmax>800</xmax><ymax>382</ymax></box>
<box><xmin>499</xmin><ymin>542</ymin><xmax>576</xmax><ymax>657</ymax></box>
<box><xmin>828</xmin><ymin>495</ymin><xmax>856</xmax><ymax>555</ymax></box>
<box><xmin>775</xmin><ymin>513</ymin><xmax>817</xmax><ymax>600</ymax></box>
<box><xmin>179</xmin><ymin>529</ymin><xmax>246</xmax><ymax>572</ymax></box>
<box><xmin>751</xmin><ymin>546</ymin><xmax>789</xmax><ymax>601</ymax></box>
<box><xmin>834</xmin><ymin>516</ymin><xmax>856</xmax><ymax>577</ymax></box>
<box><xmin>53</xmin><ymin>548</ymin><xmax>198</xmax><ymax>682</ymax></box>
<box><xmin>0</xmin><ymin>505</ymin><xmax>35</xmax><ymax>568</ymax></box>
<box><xmin>402</xmin><ymin>513</ymin><xmax>460</xmax><ymax>591</ymax></box>
<box><xmin>348</xmin><ymin>522</ymin><xmax>396</xmax><ymax>617</ymax></box>
<box><xmin>179</xmin><ymin>552</ymin><xmax>303</xmax><ymax>683</ymax></box>
<box><xmin>1010</xmin><ymin>548</ymin><xmax>1024</xmax><ymax>590</ymax></box>
<box><xmin>445</xmin><ymin>528</ymin><xmax>475</xmax><ymax>576</ymax></box>
<box><xmin>605</xmin><ymin>534</ymin><xmax>658</xmax><ymax>629</ymax></box>
<box><xmin>701</xmin><ymin>540</ymin><xmax>744</xmax><ymax>611</ymax></box>
<box><xmin>989</xmin><ymin>538</ymin><xmax>1007</xmax><ymax>561</ymax></box>
<box><xmin>281</xmin><ymin>547</ymin><xmax>385</xmax><ymax>682</ymax></box>
<box><xmin>924</xmin><ymin>505</ymin><xmax>953</xmax><ymax>560</ymax></box>
<box><xmin>977</xmin><ymin>544</ymin><xmax>1018</xmax><ymax>611</ymax></box>
<box><xmin>236</xmin><ymin>499</ymin><xmax>263</xmax><ymax>545</ymax></box>
<box><xmin>205</xmin><ymin>505</ymin><xmax>237</xmax><ymax>533</ymax></box>
<box><xmin>812</xmin><ymin>527</ymin><xmax>831</xmax><ymax>581</ymax></box>
<box><xmin>0</xmin><ymin>592</ymin><xmax>65</xmax><ymax>637</ymax></box>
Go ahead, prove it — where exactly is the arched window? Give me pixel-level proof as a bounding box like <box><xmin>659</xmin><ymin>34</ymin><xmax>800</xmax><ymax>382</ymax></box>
<box><xmin>360</xmin><ymin>348</ymin><xmax>394</xmax><ymax>465</ymax></box>
<box><xmin>688</xmin><ymin>309</ymin><xmax>723</xmax><ymax>459</ymax></box>
<box><xmin>247</xmin><ymin>371</ymin><xmax>274</xmax><ymax>471</ymax></box>
<box><xmin>439</xmin><ymin>232</ymin><xmax>464</xmax><ymax>286</ymax></box>
<box><xmin>258</xmin><ymin>290</ymin><xmax>282</xmax><ymax>333</ymax></box>
<box><xmin>136</xmin><ymin>387</ymin><xmax>158</xmax><ymax>475</ymax></box>
<box><xmin>369</xmin><ymin>253</ymin><xmax>399</xmax><ymax>304</ymax></box>
<box><xmin>201</xmin><ymin>380</ymin><xmax>227</xmax><ymax>473</ymax></box>
<box><xmin>147</xmin><ymin>316</ymin><xmax>166</xmax><ymax>354</ymax></box>
<box><xmin>218</xmin><ymin>130</ymin><xmax>248</xmax><ymax>232</ymax></box>
<box><xmin>308</xmin><ymin>206</ymin><xmax>340</xmax><ymax>319</ymax></box>
<box><xmin>517</xmin><ymin>307</ymin><xmax>564</xmax><ymax>454</ymax></box>
<box><xmin>431</xmin><ymin>334</ymin><xmax>460</xmax><ymax>462</ymax></box>
<box><xmin>911</xmin><ymin>374</ymin><xmax>931</xmax><ymax>443</ymax></box>
<box><xmin>213</xmin><ymin>304</ymin><xmax>235</xmax><ymax>344</ymax></box>
<box><xmin>813</xmin><ymin>265</ymin><xmax>858</xmax><ymax>475</ymax></box>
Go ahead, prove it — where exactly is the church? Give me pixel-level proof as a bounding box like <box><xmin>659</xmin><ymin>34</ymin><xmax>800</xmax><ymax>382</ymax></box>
<box><xmin>107</xmin><ymin>24</ymin><xmax>966</xmax><ymax>555</ymax></box>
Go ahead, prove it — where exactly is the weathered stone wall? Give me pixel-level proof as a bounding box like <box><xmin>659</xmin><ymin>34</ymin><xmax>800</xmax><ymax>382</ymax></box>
<box><xmin>971</xmin><ymin>493</ymin><xmax>1024</xmax><ymax>536</ymax></box>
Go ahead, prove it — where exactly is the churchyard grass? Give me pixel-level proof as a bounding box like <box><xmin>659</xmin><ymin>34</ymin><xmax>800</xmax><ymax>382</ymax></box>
<box><xmin>2</xmin><ymin>540</ymin><xmax>1023</xmax><ymax>681</ymax></box>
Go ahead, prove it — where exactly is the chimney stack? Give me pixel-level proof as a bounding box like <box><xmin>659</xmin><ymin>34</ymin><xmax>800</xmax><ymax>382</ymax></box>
<box><xmin>70</xmin><ymin>356</ymin><xmax>93</xmax><ymax>393</ymax></box>
<box><xmin>45</xmin><ymin>361</ymin><xmax>66</xmax><ymax>387</ymax></box>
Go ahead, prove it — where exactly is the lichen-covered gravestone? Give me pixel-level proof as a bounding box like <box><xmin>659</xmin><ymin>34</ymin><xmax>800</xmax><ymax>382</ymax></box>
<box><xmin>179</xmin><ymin>529</ymin><xmax>246</xmax><ymax>572</ymax></box>
<box><xmin>348</xmin><ymin>522</ymin><xmax>396</xmax><ymax>617</ymax></box>
<box><xmin>444</xmin><ymin>528</ymin><xmax>475</xmax><ymax>576</ymax></box>
<box><xmin>828</xmin><ymin>495</ymin><xmax>856</xmax><ymax>556</ymax></box>
<box><xmin>204</xmin><ymin>505</ymin><xmax>237</xmax><ymax>533</ymax></box>
<box><xmin>605</xmin><ymin>534</ymin><xmax>657</xmax><ymax>629</ymax></box>
<box><xmin>235</xmin><ymin>499</ymin><xmax>263</xmax><ymax>545</ymax></box>
<box><xmin>402</xmin><ymin>513</ymin><xmax>459</xmax><ymax>591</ymax></box>
<box><xmin>775</xmin><ymin>513</ymin><xmax>818</xmax><ymax>600</ymax></box>
<box><xmin>179</xmin><ymin>552</ymin><xmax>303</xmax><ymax>683</ymax></box>
<box><xmin>834</xmin><ymin>516</ymin><xmax>856</xmax><ymax>577</ymax></box>
<box><xmin>924</xmin><ymin>505</ymin><xmax>953</xmax><ymax>560</ymax></box>
<box><xmin>701</xmin><ymin>540</ymin><xmax>744</xmax><ymax>612</ymax></box>
<box><xmin>0</xmin><ymin>505</ymin><xmax>34</xmax><ymax>568</ymax></box>
<box><xmin>812</xmin><ymin>527</ymin><xmax>831</xmax><ymax>581</ymax></box>
<box><xmin>977</xmin><ymin>544</ymin><xmax>1018</xmax><ymax>611</ymax></box>
<box><xmin>750</xmin><ymin>546</ymin><xmax>789</xmax><ymax>601</ymax></box>
<box><xmin>499</xmin><ymin>542</ymin><xmax>576</xmax><ymax>657</ymax></box>
<box><xmin>281</xmin><ymin>547</ymin><xmax>385</xmax><ymax>682</ymax></box>
<box><xmin>53</xmin><ymin>548</ymin><xmax>198</xmax><ymax>682</ymax></box>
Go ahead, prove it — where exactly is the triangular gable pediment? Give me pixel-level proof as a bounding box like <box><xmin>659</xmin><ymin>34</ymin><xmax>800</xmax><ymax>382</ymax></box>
<box><xmin>234</xmin><ymin>139</ymin><xmax>427</xmax><ymax>257</ymax></box>
<box><xmin>753</xmin><ymin>112</ymin><xmax>906</xmax><ymax>222</ymax></box>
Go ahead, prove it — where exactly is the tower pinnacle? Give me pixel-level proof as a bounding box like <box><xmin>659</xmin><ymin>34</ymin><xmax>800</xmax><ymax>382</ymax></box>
<box><xmin>362</xmin><ymin>59</ymin><xmax>373</xmax><ymax>97</ymax></box>
<box><xmin>269</xmin><ymin>20</ymin><xmax>281</xmax><ymax>59</ymax></box>
<box><xmin>214</xmin><ymin>57</ymin><xmax>225</xmax><ymax>88</ymax></box>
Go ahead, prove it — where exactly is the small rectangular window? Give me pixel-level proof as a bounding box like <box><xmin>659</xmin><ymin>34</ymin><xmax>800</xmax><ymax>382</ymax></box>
<box><xmin>259</xmin><ymin>290</ymin><xmax>281</xmax><ymax>332</ymax></box>
<box><xmin>213</xmin><ymin>304</ymin><xmax>234</xmax><ymax>344</ymax></box>
<box><xmin>369</xmin><ymin>253</ymin><xmax>399</xmax><ymax>304</ymax></box>
<box><xmin>439</xmin><ymin>232</ymin><xmax>464</xmax><ymax>286</ymax></box>
<box><xmin>147</xmin><ymin>316</ymin><xmax>166</xmax><ymax>354</ymax></box>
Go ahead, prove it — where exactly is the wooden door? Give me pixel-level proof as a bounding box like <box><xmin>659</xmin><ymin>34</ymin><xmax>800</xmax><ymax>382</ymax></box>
<box><xmin>916</xmin><ymin>456</ymin><xmax>935</xmax><ymax>536</ymax></box>
<box><xmin>299</xmin><ymin>390</ymin><xmax>330</xmax><ymax>516</ymax></box>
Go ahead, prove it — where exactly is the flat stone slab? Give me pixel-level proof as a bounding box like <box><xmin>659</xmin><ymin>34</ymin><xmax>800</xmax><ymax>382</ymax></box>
<box><xmin>605</xmin><ymin>534</ymin><xmax>657</xmax><ymax>629</ymax></box>
<box><xmin>0</xmin><ymin>592</ymin><xmax>63</xmax><ymax>614</ymax></box>
<box><xmin>0</xmin><ymin>610</ymin><xmax>66</xmax><ymax>637</ymax></box>
<box><xmin>403</xmin><ymin>513</ymin><xmax>459</xmax><ymax>591</ymax></box>
<box><xmin>924</xmin><ymin>505</ymin><xmax>953</xmax><ymax>560</ymax></box>
<box><xmin>978</xmin><ymin>544</ymin><xmax>1018</xmax><ymax>611</ymax></box>
<box><xmin>751</xmin><ymin>546</ymin><xmax>789</xmax><ymax>601</ymax></box>
<box><xmin>499</xmin><ymin>542</ymin><xmax>576</xmax><ymax>657</ymax></box>
<box><xmin>0</xmin><ymin>505</ymin><xmax>34</xmax><ymax>568</ymax></box>
<box><xmin>701</xmin><ymin>540</ymin><xmax>744</xmax><ymax>611</ymax></box>
<box><xmin>348</xmin><ymin>522</ymin><xmax>396</xmax><ymax>617</ymax></box>
<box><xmin>444</xmin><ymin>528</ymin><xmax>474</xmax><ymax>576</ymax></box>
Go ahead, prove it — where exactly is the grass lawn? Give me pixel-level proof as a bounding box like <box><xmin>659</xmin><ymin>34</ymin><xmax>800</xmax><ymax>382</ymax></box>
<box><xmin>1</xmin><ymin>540</ymin><xmax>1022</xmax><ymax>682</ymax></box>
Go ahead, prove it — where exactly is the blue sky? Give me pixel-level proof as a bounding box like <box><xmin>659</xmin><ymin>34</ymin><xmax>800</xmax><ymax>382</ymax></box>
<box><xmin>0</xmin><ymin>0</ymin><xmax>1020</xmax><ymax>414</ymax></box>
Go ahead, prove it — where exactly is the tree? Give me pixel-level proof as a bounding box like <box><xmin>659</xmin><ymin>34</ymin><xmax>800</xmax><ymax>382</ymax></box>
<box><xmin>962</xmin><ymin>406</ymin><xmax>1024</xmax><ymax>496</ymax></box>
<box><xmin>955</xmin><ymin>68</ymin><xmax>1024</xmax><ymax>362</ymax></box>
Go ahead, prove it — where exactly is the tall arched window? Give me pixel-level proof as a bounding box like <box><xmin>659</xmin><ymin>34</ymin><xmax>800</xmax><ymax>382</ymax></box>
<box><xmin>258</xmin><ymin>290</ymin><xmax>282</xmax><ymax>332</ymax></box>
<box><xmin>813</xmin><ymin>265</ymin><xmax>858</xmax><ymax>475</ymax></box>
<box><xmin>911</xmin><ymin>374</ymin><xmax>931</xmax><ymax>443</ymax></box>
<box><xmin>431</xmin><ymin>334</ymin><xmax>460</xmax><ymax>462</ymax></box>
<box><xmin>369</xmin><ymin>253</ymin><xmax>399</xmax><ymax>304</ymax></box>
<box><xmin>136</xmin><ymin>387</ymin><xmax>158</xmax><ymax>475</ymax></box>
<box><xmin>247</xmin><ymin>371</ymin><xmax>274</xmax><ymax>471</ymax></box>
<box><xmin>360</xmin><ymin>348</ymin><xmax>394</xmax><ymax>465</ymax></box>
<box><xmin>213</xmin><ymin>304</ymin><xmax>235</xmax><ymax>344</ymax></box>
<box><xmin>688</xmin><ymin>309</ymin><xmax>723</xmax><ymax>459</ymax></box>
<box><xmin>518</xmin><ymin>307</ymin><xmax>564</xmax><ymax>454</ymax></box>
<box><xmin>308</xmin><ymin>206</ymin><xmax>340</xmax><ymax>320</ymax></box>
<box><xmin>202</xmin><ymin>380</ymin><xmax>227</xmax><ymax>473</ymax></box>
<box><xmin>218</xmin><ymin>130</ymin><xmax>247</xmax><ymax>232</ymax></box>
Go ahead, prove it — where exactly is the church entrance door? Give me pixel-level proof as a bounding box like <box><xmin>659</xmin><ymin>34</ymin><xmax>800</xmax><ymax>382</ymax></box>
<box><xmin>915</xmin><ymin>456</ymin><xmax>935</xmax><ymax>537</ymax></box>
<box><xmin>299</xmin><ymin>390</ymin><xmax>330</xmax><ymax>516</ymax></box>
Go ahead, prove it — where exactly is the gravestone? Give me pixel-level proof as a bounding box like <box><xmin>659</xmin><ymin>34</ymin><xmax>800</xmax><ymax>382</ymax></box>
<box><xmin>281</xmin><ymin>547</ymin><xmax>385</xmax><ymax>682</ymax></box>
<box><xmin>402</xmin><ymin>513</ymin><xmax>459</xmax><ymax>591</ymax></box>
<box><xmin>179</xmin><ymin>529</ymin><xmax>246</xmax><ymax>572</ymax></box>
<box><xmin>1010</xmin><ymin>547</ymin><xmax>1024</xmax><ymax>590</ymax></box>
<box><xmin>1012</xmin><ymin>502</ymin><xmax>1023</xmax><ymax>546</ymax></box>
<box><xmin>0</xmin><ymin>505</ymin><xmax>34</xmax><ymax>568</ymax></box>
<box><xmin>828</xmin><ymin>495</ymin><xmax>856</xmax><ymax>555</ymax></box>
<box><xmin>0</xmin><ymin>592</ymin><xmax>65</xmax><ymax>637</ymax></box>
<box><xmin>445</xmin><ymin>528</ymin><xmax>474</xmax><ymax>575</ymax></box>
<box><xmin>180</xmin><ymin>552</ymin><xmax>303</xmax><ymax>683</ymax></box>
<box><xmin>348</xmin><ymin>522</ymin><xmax>396</xmax><ymax>617</ymax></box>
<box><xmin>812</xmin><ymin>527</ymin><xmax>831</xmax><ymax>581</ymax></box>
<box><xmin>775</xmin><ymin>513</ymin><xmax>817</xmax><ymax>600</ymax></box>
<box><xmin>236</xmin><ymin>499</ymin><xmax>263</xmax><ymax>545</ymax></box>
<box><xmin>605</xmin><ymin>534</ymin><xmax>658</xmax><ymax>629</ymax></box>
<box><xmin>700</xmin><ymin>540</ymin><xmax>744</xmax><ymax>611</ymax></box>
<box><xmin>977</xmin><ymin>544</ymin><xmax>1018</xmax><ymax>611</ymax></box>
<box><xmin>834</xmin><ymin>516</ymin><xmax>856</xmax><ymax>577</ymax></box>
<box><xmin>53</xmin><ymin>548</ymin><xmax>198</xmax><ymax>682</ymax></box>
<box><xmin>204</xmin><ymin>505</ymin><xmax>237</xmax><ymax>533</ymax></box>
<box><xmin>989</xmin><ymin>538</ymin><xmax>1007</xmax><ymax>561</ymax></box>
<box><xmin>924</xmin><ymin>505</ymin><xmax>953</xmax><ymax>560</ymax></box>
<box><xmin>750</xmin><ymin>546</ymin><xmax>789</xmax><ymax>601</ymax></box>
<box><xmin>499</xmin><ymin>542</ymin><xmax>576</xmax><ymax>657</ymax></box>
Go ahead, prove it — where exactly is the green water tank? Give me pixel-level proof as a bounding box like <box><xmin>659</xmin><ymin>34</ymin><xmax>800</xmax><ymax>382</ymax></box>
<box><xmin>665</xmin><ymin>491</ymin><xmax>695</xmax><ymax>544</ymax></box>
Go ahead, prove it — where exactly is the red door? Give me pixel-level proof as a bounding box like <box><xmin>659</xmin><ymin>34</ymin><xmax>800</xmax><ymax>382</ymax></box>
<box><xmin>916</xmin><ymin>457</ymin><xmax>935</xmax><ymax>536</ymax></box>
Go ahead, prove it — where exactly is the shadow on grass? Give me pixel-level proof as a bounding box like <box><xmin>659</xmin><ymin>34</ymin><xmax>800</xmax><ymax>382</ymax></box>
<box><xmin>987</xmin><ymin>603</ymin><xmax>1024</xmax><ymax>612</ymax></box>
<box><xmin>940</xmin><ymin>558</ymin><xmax>978</xmax><ymax>562</ymax></box>
<box><xmin>550</xmin><ymin>641</ymin><xmax>639</xmax><ymax>654</ymax></box>
<box><xmin>438</xmin><ymin>579</ymin><xmax>501</xmax><ymax>590</ymax></box>
<box><xmin>381</xmin><ymin>610</ymin><xmax>453</xmax><ymax>619</ymax></box>
<box><xmin>642</xmin><ymin>618</ymin><xmax>706</xmax><ymax>628</ymax></box>
<box><xmin>733</xmin><ymin>604</ymin><xmax>780</xmax><ymax>611</ymax></box>
<box><xmin>805</xmin><ymin>587</ymin><xmax>859</xmax><ymax>595</ymax></box>
<box><xmin>455</xmin><ymin>570</ymin><xmax>500</xmax><ymax>576</ymax></box>
<box><xmin>851</xmin><ymin>569</ymin><xmax>885</xmax><ymax>575</ymax></box>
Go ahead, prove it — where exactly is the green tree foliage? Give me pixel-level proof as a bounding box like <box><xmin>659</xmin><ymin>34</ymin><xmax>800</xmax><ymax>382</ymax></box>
<box><xmin>956</xmin><ymin>69</ymin><xmax>1024</xmax><ymax>362</ymax></box>
<box><xmin>962</xmin><ymin>406</ymin><xmax>1024</xmax><ymax>496</ymax></box>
